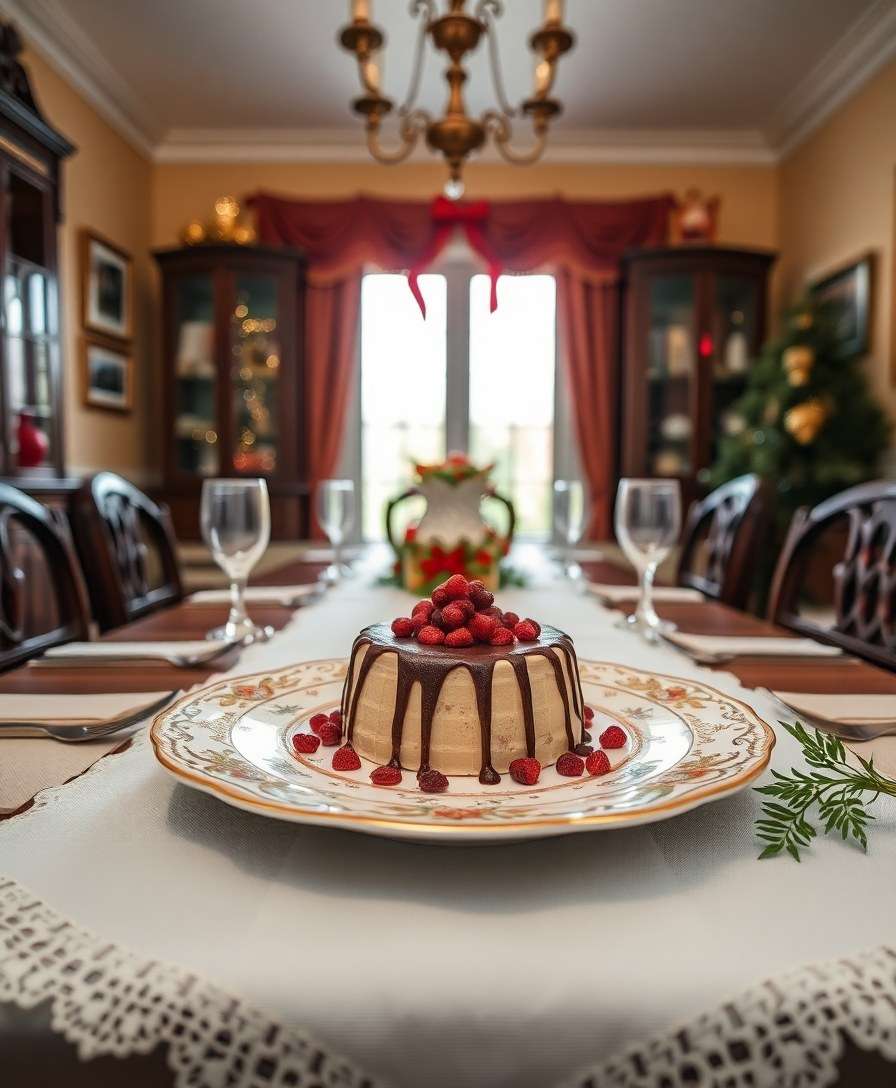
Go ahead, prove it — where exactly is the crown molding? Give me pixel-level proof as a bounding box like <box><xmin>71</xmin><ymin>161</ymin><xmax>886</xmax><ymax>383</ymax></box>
<box><xmin>154</xmin><ymin>126</ymin><xmax>777</xmax><ymax>166</ymax></box>
<box><xmin>0</xmin><ymin>0</ymin><xmax>159</xmax><ymax>158</ymax></box>
<box><xmin>768</xmin><ymin>0</ymin><xmax>896</xmax><ymax>157</ymax></box>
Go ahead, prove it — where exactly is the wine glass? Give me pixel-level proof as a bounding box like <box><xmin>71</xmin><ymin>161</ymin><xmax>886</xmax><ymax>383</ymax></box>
<box><xmin>553</xmin><ymin>479</ymin><xmax>587</xmax><ymax>578</ymax></box>
<box><xmin>316</xmin><ymin>479</ymin><xmax>356</xmax><ymax>581</ymax></box>
<box><xmin>200</xmin><ymin>478</ymin><xmax>273</xmax><ymax>643</ymax></box>
<box><xmin>614</xmin><ymin>478</ymin><xmax>681</xmax><ymax>641</ymax></box>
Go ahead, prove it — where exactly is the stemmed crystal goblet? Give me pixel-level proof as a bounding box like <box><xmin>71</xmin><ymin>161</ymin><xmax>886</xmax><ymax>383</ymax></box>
<box><xmin>614</xmin><ymin>478</ymin><xmax>682</xmax><ymax>641</ymax></box>
<box><xmin>316</xmin><ymin>479</ymin><xmax>356</xmax><ymax>582</ymax></box>
<box><xmin>553</xmin><ymin>479</ymin><xmax>587</xmax><ymax>579</ymax></box>
<box><xmin>200</xmin><ymin>478</ymin><xmax>273</xmax><ymax>644</ymax></box>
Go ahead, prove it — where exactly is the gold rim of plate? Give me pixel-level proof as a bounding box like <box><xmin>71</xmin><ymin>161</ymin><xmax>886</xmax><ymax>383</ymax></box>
<box><xmin>149</xmin><ymin>658</ymin><xmax>776</xmax><ymax>836</ymax></box>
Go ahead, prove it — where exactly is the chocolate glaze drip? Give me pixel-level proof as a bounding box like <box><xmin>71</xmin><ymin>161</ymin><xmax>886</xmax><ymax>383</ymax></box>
<box><xmin>340</xmin><ymin>623</ymin><xmax>585</xmax><ymax>783</ymax></box>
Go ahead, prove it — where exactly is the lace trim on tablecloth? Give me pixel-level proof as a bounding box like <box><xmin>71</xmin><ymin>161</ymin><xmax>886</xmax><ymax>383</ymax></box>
<box><xmin>564</xmin><ymin>943</ymin><xmax>896</xmax><ymax>1088</ymax></box>
<box><xmin>3</xmin><ymin>874</ymin><xmax>895</xmax><ymax>1088</ymax></box>
<box><xmin>0</xmin><ymin>877</ymin><xmax>384</xmax><ymax>1088</ymax></box>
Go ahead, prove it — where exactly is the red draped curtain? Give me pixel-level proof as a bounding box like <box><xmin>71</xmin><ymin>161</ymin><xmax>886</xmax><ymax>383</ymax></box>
<box><xmin>248</xmin><ymin>191</ymin><xmax>673</xmax><ymax>538</ymax></box>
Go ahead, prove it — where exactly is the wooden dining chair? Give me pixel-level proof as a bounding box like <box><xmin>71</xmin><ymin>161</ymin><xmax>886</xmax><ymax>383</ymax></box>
<box><xmin>0</xmin><ymin>483</ymin><xmax>91</xmax><ymax>671</ymax></box>
<box><xmin>676</xmin><ymin>474</ymin><xmax>771</xmax><ymax>609</ymax></box>
<box><xmin>71</xmin><ymin>472</ymin><xmax>184</xmax><ymax>631</ymax></box>
<box><xmin>767</xmin><ymin>480</ymin><xmax>896</xmax><ymax>672</ymax></box>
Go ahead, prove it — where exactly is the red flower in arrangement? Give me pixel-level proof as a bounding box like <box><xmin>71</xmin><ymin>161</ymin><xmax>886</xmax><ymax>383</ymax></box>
<box><xmin>420</xmin><ymin>544</ymin><xmax>469</xmax><ymax>579</ymax></box>
<box><xmin>404</xmin><ymin>525</ymin><xmax>418</xmax><ymax>543</ymax></box>
<box><xmin>474</xmin><ymin>549</ymin><xmax>493</xmax><ymax>567</ymax></box>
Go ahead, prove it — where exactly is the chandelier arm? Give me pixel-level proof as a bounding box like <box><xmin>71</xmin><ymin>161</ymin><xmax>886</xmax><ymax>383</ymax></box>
<box><xmin>483</xmin><ymin>111</ymin><xmax>548</xmax><ymax>166</ymax></box>
<box><xmin>366</xmin><ymin>109</ymin><xmax>430</xmax><ymax>165</ymax></box>
<box><xmin>477</xmin><ymin>0</ymin><xmax>517</xmax><ymax>118</ymax></box>
<box><xmin>398</xmin><ymin>0</ymin><xmax>435</xmax><ymax>115</ymax></box>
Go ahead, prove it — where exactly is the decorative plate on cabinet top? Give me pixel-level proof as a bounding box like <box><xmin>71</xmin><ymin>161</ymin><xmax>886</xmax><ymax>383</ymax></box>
<box><xmin>150</xmin><ymin>658</ymin><xmax>774</xmax><ymax>844</ymax></box>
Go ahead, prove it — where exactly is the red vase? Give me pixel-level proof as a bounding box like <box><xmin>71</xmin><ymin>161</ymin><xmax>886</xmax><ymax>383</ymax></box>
<box><xmin>17</xmin><ymin>412</ymin><xmax>48</xmax><ymax>468</ymax></box>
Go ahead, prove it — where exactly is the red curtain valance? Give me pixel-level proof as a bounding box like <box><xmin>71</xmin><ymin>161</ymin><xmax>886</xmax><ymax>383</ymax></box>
<box><xmin>248</xmin><ymin>191</ymin><xmax>674</xmax><ymax>286</ymax></box>
<box><xmin>246</xmin><ymin>190</ymin><xmax>674</xmax><ymax>539</ymax></box>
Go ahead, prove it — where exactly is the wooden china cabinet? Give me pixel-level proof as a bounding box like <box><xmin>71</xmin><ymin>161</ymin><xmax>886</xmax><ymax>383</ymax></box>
<box><xmin>153</xmin><ymin>243</ymin><xmax>308</xmax><ymax>539</ymax></box>
<box><xmin>0</xmin><ymin>21</ymin><xmax>75</xmax><ymax>485</ymax></box>
<box><xmin>620</xmin><ymin>246</ymin><xmax>776</xmax><ymax>505</ymax></box>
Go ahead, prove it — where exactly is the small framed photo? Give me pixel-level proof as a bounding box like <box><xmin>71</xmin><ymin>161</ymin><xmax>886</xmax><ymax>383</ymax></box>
<box><xmin>82</xmin><ymin>337</ymin><xmax>133</xmax><ymax>412</ymax></box>
<box><xmin>809</xmin><ymin>253</ymin><xmax>872</xmax><ymax>357</ymax></box>
<box><xmin>81</xmin><ymin>230</ymin><xmax>133</xmax><ymax>340</ymax></box>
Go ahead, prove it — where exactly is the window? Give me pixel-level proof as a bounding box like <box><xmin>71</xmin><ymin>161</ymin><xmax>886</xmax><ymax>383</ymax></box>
<box><xmin>354</xmin><ymin>256</ymin><xmax>571</xmax><ymax>542</ymax></box>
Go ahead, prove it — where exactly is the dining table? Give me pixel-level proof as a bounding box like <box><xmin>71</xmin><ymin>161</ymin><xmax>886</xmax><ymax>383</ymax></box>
<box><xmin>1</xmin><ymin>544</ymin><xmax>895</xmax><ymax>1088</ymax></box>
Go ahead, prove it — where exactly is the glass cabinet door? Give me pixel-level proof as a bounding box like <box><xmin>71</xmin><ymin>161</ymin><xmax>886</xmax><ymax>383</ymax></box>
<box><xmin>645</xmin><ymin>274</ymin><xmax>696</xmax><ymax>478</ymax></box>
<box><xmin>230</xmin><ymin>274</ymin><xmax>280</xmax><ymax>475</ymax></box>
<box><xmin>710</xmin><ymin>275</ymin><xmax>761</xmax><ymax>466</ymax></box>
<box><xmin>173</xmin><ymin>275</ymin><xmax>217</xmax><ymax>476</ymax></box>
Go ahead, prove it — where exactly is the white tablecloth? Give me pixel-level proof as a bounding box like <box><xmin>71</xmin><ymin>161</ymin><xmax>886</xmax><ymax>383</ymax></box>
<box><xmin>2</xmin><ymin>558</ymin><xmax>895</xmax><ymax>1087</ymax></box>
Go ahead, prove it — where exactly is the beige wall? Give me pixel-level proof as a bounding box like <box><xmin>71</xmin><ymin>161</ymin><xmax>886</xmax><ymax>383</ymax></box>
<box><xmin>23</xmin><ymin>49</ymin><xmax>154</xmax><ymax>481</ymax></box>
<box><xmin>779</xmin><ymin>58</ymin><xmax>896</xmax><ymax>425</ymax></box>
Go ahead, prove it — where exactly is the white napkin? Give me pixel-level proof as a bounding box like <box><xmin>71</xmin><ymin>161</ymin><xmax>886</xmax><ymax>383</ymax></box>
<box><xmin>0</xmin><ymin>692</ymin><xmax>170</xmax><ymax>815</ymax></box>
<box><xmin>773</xmin><ymin>691</ymin><xmax>896</xmax><ymax>723</ymax></box>
<box><xmin>666</xmin><ymin>632</ymin><xmax>843</xmax><ymax>657</ymax></box>
<box><xmin>0</xmin><ymin>691</ymin><xmax>170</xmax><ymax>725</ymax></box>
<box><xmin>587</xmin><ymin>583</ymin><xmax>704</xmax><ymax>603</ymax></box>
<box><xmin>31</xmin><ymin>640</ymin><xmax>232</xmax><ymax>667</ymax></box>
<box><xmin>187</xmin><ymin>585</ymin><xmax>323</xmax><ymax>607</ymax></box>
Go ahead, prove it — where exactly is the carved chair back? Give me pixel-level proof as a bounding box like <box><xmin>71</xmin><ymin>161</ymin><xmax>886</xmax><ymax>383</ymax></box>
<box><xmin>0</xmin><ymin>483</ymin><xmax>90</xmax><ymax>671</ymax></box>
<box><xmin>72</xmin><ymin>473</ymin><xmax>183</xmax><ymax>631</ymax></box>
<box><xmin>677</xmin><ymin>474</ymin><xmax>771</xmax><ymax>608</ymax></box>
<box><xmin>768</xmin><ymin>481</ymin><xmax>896</xmax><ymax>671</ymax></box>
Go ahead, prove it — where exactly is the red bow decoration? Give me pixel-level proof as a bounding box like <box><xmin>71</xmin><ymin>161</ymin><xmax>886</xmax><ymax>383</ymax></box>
<box><xmin>408</xmin><ymin>196</ymin><xmax>503</xmax><ymax>318</ymax></box>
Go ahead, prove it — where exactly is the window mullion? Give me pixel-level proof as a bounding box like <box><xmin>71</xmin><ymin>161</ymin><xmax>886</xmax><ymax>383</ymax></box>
<box><xmin>444</xmin><ymin>262</ymin><xmax>470</xmax><ymax>454</ymax></box>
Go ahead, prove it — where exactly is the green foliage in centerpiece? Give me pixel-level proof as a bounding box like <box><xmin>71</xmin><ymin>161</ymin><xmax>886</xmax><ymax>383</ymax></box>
<box><xmin>755</xmin><ymin>722</ymin><xmax>896</xmax><ymax>862</ymax></box>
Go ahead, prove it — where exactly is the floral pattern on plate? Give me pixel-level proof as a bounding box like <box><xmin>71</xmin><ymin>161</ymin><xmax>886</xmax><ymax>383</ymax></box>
<box><xmin>150</xmin><ymin>658</ymin><xmax>774</xmax><ymax>843</ymax></box>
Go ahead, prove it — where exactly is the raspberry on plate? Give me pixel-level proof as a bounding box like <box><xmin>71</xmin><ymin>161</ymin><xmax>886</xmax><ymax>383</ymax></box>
<box><xmin>468</xmin><ymin>582</ymin><xmax>494</xmax><ymax>611</ymax></box>
<box><xmin>370</xmin><ymin>765</ymin><xmax>402</xmax><ymax>786</ymax></box>
<box><xmin>317</xmin><ymin>721</ymin><xmax>342</xmax><ymax>746</ymax></box>
<box><xmin>445</xmin><ymin>626</ymin><xmax>474</xmax><ymax>648</ymax></box>
<box><xmin>441</xmin><ymin>603</ymin><xmax>467</xmax><ymax>629</ymax></box>
<box><xmin>418</xmin><ymin>768</ymin><xmax>449</xmax><ymax>792</ymax></box>
<box><xmin>329</xmin><ymin>709</ymin><xmax>342</xmax><ymax>726</ymax></box>
<box><xmin>599</xmin><ymin>725</ymin><xmax>627</xmax><ymax>749</ymax></box>
<box><xmin>431</xmin><ymin>585</ymin><xmax>450</xmax><ymax>608</ymax></box>
<box><xmin>417</xmin><ymin>624</ymin><xmax>446</xmax><ymax>645</ymax></box>
<box><xmin>584</xmin><ymin>705</ymin><xmax>595</xmax><ymax>722</ymax></box>
<box><xmin>332</xmin><ymin>745</ymin><xmax>362</xmax><ymax>771</ymax></box>
<box><xmin>556</xmin><ymin>752</ymin><xmax>585</xmax><ymax>777</ymax></box>
<box><xmin>292</xmin><ymin>733</ymin><xmax>321</xmax><ymax>755</ymax></box>
<box><xmin>502</xmin><ymin>611</ymin><xmax>520</xmax><ymax>629</ymax></box>
<box><xmin>586</xmin><ymin>750</ymin><xmax>611</xmax><ymax>776</ymax></box>
<box><xmin>509</xmin><ymin>757</ymin><xmax>541</xmax><ymax>785</ymax></box>
<box><xmin>412</xmin><ymin>600</ymin><xmax>434</xmax><ymax>619</ymax></box>
<box><xmin>391</xmin><ymin>616</ymin><xmax>415</xmax><ymax>637</ymax></box>
<box><xmin>490</xmin><ymin>626</ymin><xmax>515</xmax><ymax>646</ymax></box>
<box><xmin>309</xmin><ymin>712</ymin><xmax>330</xmax><ymax>735</ymax></box>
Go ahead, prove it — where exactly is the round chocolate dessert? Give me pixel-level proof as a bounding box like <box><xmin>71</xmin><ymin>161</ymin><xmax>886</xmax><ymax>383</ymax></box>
<box><xmin>340</xmin><ymin>622</ymin><xmax>586</xmax><ymax>782</ymax></box>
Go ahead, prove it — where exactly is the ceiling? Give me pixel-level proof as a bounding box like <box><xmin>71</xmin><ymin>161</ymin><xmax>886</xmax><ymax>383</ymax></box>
<box><xmin>5</xmin><ymin>0</ymin><xmax>896</xmax><ymax>160</ymax></box>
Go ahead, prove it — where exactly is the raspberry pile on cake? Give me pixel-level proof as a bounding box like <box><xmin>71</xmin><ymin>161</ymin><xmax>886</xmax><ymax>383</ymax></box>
<box><xmin>335</xmin><ymin>574</ymin><xmax>589</xmax><ymax>785</ymax></box>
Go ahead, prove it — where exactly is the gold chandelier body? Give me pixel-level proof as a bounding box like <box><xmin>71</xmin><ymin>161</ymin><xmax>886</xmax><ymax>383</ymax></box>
<box><xmin>339</xmin><ymin>0</ymin><xmax>575</xmax><ymax>197</ymax></box>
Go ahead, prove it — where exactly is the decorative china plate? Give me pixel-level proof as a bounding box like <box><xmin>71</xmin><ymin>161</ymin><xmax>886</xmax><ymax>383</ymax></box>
<box><xmin>150</xmin><ymin>658</ymin><xmax>775</xmax><ymax>843</ymax></box>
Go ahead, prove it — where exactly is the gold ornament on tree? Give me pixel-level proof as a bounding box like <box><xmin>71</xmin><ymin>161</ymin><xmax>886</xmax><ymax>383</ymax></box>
<box><xmin>179</xmin><ymin>195</ymin><xmax>257</xmax><ymax>247</ymax></box>
<box><xmin>784</xmin><ymin>398</ymin><xmax>828</xmax><ymax>445</ymax></box>
<box><xmin>783</xmin><ymin>344</ymin><xmax>815</xmax><ymax>387</ymax></box>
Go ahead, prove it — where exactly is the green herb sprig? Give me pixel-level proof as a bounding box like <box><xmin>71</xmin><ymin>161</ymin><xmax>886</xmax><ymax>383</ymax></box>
<box><xmin>755</xmin><ymin>722</ymin><xmax>896</xmax><ymax>862</ymax></box>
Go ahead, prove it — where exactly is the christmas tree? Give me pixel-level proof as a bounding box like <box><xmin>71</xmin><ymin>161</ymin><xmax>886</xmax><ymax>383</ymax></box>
<box><xmin>710</xmin><ymin>298</ymin><xmax>890</xmax><ymax>520</ymax></box>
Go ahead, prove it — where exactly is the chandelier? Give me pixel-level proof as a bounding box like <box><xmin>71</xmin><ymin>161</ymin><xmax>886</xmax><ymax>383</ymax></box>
<box><xmin>338</xmin><ymin>0</ymin><xmax>575</xmax><ymax>198</ymax></box>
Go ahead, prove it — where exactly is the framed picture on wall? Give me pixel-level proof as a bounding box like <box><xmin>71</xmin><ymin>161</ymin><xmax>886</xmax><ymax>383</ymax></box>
<box><xmin>82</xmin><ymin>336</ymin><xmax>133</xmax><ymax>412</ymax></box>
<box><xmin>81</xmin><ymin>230</ymin><xmax>133</xmax><ymax>340</ymax></box>
<box><xmin>809</xmin><ymin>253</ymin><xmax>872</xmax><ymax>357</ymax></box>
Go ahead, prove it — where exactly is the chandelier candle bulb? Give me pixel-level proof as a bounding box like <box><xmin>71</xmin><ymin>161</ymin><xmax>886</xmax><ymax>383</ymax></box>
<box><xmin>544</xmin><ymin>0</ymin><xmax>563</xmax><ymax>24</ymax></box>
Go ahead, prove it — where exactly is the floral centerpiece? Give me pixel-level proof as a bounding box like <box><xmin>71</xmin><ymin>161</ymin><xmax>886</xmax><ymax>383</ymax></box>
<box><xmin>386</xmin><ymin>452</ymin><xmax>514</xmax><ymax>594</ymax></box>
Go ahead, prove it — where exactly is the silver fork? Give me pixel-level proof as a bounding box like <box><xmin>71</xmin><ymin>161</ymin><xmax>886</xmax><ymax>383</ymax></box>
<box><xmin>0</xmin><ymin>691</ymin><xmax>178</xmax><ymax>742</ymax></box>
<box><xmin>772</xmin><ymin>694</ymin><xmax>896</xmax><ymax>743</ymax></box>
